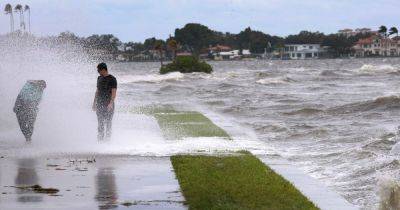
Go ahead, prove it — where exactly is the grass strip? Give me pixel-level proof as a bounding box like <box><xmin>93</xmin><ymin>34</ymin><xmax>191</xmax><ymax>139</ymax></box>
<box><xmin>152</xmin><ymin>110</ymin><xmax>230</xmax><ymax>140</ymax></box>
<box><xmin>171</xmin><ymin>152</ymin><xmax>319</xmax><ymax>210</ymax></box>
<box><xmin>146</xmin><ymin>106</ymin><xmax>319</xmax><ymax>209</ymax></box>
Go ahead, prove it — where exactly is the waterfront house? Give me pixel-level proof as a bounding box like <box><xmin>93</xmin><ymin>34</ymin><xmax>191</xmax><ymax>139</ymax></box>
<box><xmin>209</xmin><ymin>45</ymin><xmax>232</xmax><ymax>53</ymax></box>
<box><xmin>338</xmin><ymin>29</ymin><xmax>354</xmax><ymax>37</ymax></box>
<box><xmin>338</xmin><ymin>28</ymin><xmax>376</xmax><ymax>37</ymax></box>
<box><xmin>284</xmin><ymin>44</ymin><xmax>323</xmax><ymax>59</ymax></box>
<box><xmin>215</xmin><ymin>50</ymin><xmax>240</xmax><ymax>60</ymax></box>
<box><xmin>353</xmin><ymin>36</ymin><xmax>400</xmax><ymax>57</ymax></box>
<box><xmin>176</xmin><ymin>52</ymin><xmax>192</xmax><ymax>57</ymax></box>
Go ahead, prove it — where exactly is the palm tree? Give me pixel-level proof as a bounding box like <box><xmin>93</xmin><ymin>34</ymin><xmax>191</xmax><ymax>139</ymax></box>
<box><xmin>379</xmin><ymin>25</ymin><xmax>388</xmax><ymax>38</ymax></box>
<box><xmin>4</xmin><ymin>4</ymin><xmax>14</xmax><ymax>32</ymax></box>
<box><xmin>14</xmin><ymin>4</ymin><xmax>25</xmax><ymax>31</ymax></box>
<box><xmin>167</xmin><ymin>39</ymin><xmax>178</xmax><ymax>60</ymax></box>
<box><xmin>154</xmin><ymin>41</ymin><xmax>164</xmax><ymax>66</ymax></box>
<box><xmin>24</xmin><ymin>5</ymin><xmax>30</xmax><ymax>33</ymax></box>
<box><xmin>389</xmin><ymin>27</ymin><xmax>398</xmax><ymax>37</ymax></box>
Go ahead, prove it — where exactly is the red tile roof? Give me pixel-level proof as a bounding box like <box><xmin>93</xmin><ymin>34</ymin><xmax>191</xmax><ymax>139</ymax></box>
<box><xmin>209</xmin><ymin>45</ymin><xmax>232</xmax><ymax>51</ymax></box>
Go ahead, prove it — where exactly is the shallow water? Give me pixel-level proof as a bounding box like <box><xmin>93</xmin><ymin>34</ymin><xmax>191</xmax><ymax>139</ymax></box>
<box><xmin>2</xmin><ymin>54</ymin><xmax>400</xmax><ymax>208</ymax></box>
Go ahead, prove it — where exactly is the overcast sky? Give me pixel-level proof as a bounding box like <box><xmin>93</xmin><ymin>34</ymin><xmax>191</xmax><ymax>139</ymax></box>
<box><xmin>1</xmin><ymin>0</ymin><xmax>399</xmax><ymax>42</ymax></box>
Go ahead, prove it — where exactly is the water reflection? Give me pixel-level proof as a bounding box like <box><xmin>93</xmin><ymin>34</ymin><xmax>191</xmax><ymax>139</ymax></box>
<box><xmin>96</xmin><ymin>167</ymin><xmax>118</xmax><ymax>209</ymax></box>
<box><xmin>15</xmin><ymin>159</ymin><xmax>42</xmax><ymax>203</ymax></box>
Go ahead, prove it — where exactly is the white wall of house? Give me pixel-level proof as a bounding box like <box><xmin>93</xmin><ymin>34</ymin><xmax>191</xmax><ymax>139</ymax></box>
<box><xmin>284</xmin><ymin>44</ymin><xmax>322</xmax><ymax>59</ymax></box>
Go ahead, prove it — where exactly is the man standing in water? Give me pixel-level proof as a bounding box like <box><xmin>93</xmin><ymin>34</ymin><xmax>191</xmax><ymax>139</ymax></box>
<box><xmin>14</xmin><ymin>80</ymin><xmax>46</xmax><ymax>142</ymax></box>
<box><xmin>93</xmin><ymin>63</ymin><xmax>117</xmax><ymax>140</ymax></box>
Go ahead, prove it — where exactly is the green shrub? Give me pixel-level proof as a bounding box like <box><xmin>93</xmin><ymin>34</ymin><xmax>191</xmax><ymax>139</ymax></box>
<box><xmin>160</xmin><ymin>56</ymin><xmax>213</xmax><ymax>74</ymax></box>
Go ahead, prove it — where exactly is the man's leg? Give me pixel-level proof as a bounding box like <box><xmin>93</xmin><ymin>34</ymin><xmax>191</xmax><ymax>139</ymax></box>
<box><xmin>105</xmin><ymin>109</ymin><xmax>114</xmax><ymax>139</ymax></box>
<box><xmin>96</xmin><ymin>110</ymin><xmax>105</xmax><ymax>140</ymax></box>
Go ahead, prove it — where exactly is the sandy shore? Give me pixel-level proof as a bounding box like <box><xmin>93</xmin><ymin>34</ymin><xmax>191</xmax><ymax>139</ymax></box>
<box><xmin>0</xmin><ymin>156</ymin><xmax>186</xmax><ymax>210</ymax></box>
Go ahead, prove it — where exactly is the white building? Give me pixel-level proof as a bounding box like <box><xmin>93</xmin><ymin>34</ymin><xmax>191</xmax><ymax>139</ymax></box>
<box><xmin>213</xmin><ymin>49</ymin><xmax>251</xmax><ymax>60</ymax></box>
<box><xmin>284</xmin><ymin>44</ymin><xmax>323</xmax><ymax>59</ymax></box>
<box><xmin>337</xmin><ymin>28</ymin><xmax>376</xmax><ymax>38</ymax></box>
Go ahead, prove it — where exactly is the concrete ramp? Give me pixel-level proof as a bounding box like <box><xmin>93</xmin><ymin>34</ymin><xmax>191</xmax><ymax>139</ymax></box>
<box><xmin>261</xmin><ymin>158</ymin><xmax>359</xmax><ymax>210</ymax></box>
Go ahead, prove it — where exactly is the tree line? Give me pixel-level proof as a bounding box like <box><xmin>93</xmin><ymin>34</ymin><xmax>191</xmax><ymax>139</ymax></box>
<box><xmin>124</xmin><ymin>24</ymin><xmax>399</xmax><ymax>58</ymax></box>
<box><xmin>2</xmin><ymin>22</ymin><xmax>399</xmax><ymax>59</ymax></box>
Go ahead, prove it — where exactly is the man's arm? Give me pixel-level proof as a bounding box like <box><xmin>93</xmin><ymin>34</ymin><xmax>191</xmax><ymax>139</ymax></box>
<box><xmin>107</xmin><ymin>88</ymin><xmax>117</xmax><ymax>111</ymax></box>
<box><xmin>92</xmin><ymin>90</ymin><xmax>98</xmax><ymax>111</ymax></box>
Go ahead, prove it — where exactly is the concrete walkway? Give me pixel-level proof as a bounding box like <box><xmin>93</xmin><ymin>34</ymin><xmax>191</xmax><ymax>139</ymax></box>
<box><xmin>260</xmin><ymin>157</ymin><xmax>359</xmax><ymax>210</ymax></box>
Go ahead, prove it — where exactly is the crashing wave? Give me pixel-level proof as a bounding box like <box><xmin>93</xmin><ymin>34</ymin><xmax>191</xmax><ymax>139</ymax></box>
<box><xmin>256</xmin><ymin>77</ymin><xmax>295</xmax><ymax>85</ymax></box>
<box><xmin>358</xmin><ymin>64</ymin><xmax>398</xmax><ymax>74</ymax></box>
<box><xmin>327</xmin><ymin>96</ymin><xmax>400</xmax><ymax>114</ymax></box>
<box><xmin>119</xmin><ymin>72</ymin><xmax>184</xmax><ymax>83</ymax></box>
<box><xmin>377</xmin><ymin>176</ymin><xmax>400</xmax><ymax>210</ymax></box>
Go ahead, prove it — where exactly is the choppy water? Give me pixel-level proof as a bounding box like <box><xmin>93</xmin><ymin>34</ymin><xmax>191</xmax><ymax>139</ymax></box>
<box><xmin>2</xmin><ymin>48</ymin><xmax>400</xmax><ymax>209</ymax></box>
<box><xmin>113</xmin><ymin>59</ymin><xmax>400</xmax><ymax>209</ymax></box>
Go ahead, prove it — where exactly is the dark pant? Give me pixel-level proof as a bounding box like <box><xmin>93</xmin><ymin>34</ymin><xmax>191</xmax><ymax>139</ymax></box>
<box><xmin>16</xmin><ymin>110</ymin><xmax>37</xmax><ymax>140</ymax></box>
<box><xmin>96</xmin><ymin>107</ymin><xmax>114</xmax><ymax>140</ymax></box>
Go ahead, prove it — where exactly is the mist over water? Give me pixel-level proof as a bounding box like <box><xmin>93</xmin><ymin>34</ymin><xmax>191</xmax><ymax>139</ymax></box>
<box><xmin>0</xmin><ymin>37</ymin><xmax>265</xmax><ymax>159</ymax></box>
<box><xmin>3</xmin><ymin>37</ymin><xmax>400</xmax><ymax>208</ymax></box>
<box><xmin>0</xmin><ymin>36</ymin><xmax>99</xmax><ymax>154</ymax></box>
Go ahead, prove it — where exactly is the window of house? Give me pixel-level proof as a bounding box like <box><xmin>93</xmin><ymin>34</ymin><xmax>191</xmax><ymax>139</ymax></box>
<box><xmin>309</xmin><ymin>46</ymin><xmax>313</xmax><ymax>49</ymax></box>
<box><xmin>297</xmin><ymin>53</ymin><xmax>302</xmax><ymax>58</ymax></box>
<box><xmin>305</xmin><ymin>53</ymin><xmax>312</xmax><ymax>58</ymax></box>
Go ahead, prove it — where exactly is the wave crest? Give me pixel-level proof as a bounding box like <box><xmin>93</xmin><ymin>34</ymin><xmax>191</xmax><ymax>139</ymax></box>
<box><xmin>328</xmin><ymin>96</ymin><xmax>400</xmax><ymax>114</ymax></box>
<box><xmin>358</xmin><ymin>64</ymin><xmax>398</xmax><ymax>74</ymax></box>
<box><xmin>377</xmin><ymin>176</ymin><xmax>400</xmax><ymax>210</ymax></box>
<box><xmin>119</xmin><ymin>72</ymin><xmax>184</xmax><ymax>83</ymax></box>
<box><xmin>256</xmin><ymin>77</ymin><xmax>295</xmax><ymax>85</ymax></box>
<box><xmin>284</xmin><ymin>108</ymin><xmax>324</xmax><ymax>116</ymax></box>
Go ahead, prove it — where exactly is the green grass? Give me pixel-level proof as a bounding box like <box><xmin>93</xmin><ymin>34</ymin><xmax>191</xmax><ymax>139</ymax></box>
<box><xmin>171</xmin><ymin>152</ymin><xmax>319</xmax><ymax>210</ymax></box>
<box><xmin>144</xmin><ymin>106</ymin><xmax>319</xmax><ymax>210</ymax></box>
<box><xmin>152</xmin><ymin>110</ymin><xmax>230</xmax><ymax>140</ymax></box>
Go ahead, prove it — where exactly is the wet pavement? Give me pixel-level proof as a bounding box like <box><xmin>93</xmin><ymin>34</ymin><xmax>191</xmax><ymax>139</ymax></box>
<box><xmin>0</xmin><ymin>156</ymin><xmax>186</xmax><ymax>210</ymax></box>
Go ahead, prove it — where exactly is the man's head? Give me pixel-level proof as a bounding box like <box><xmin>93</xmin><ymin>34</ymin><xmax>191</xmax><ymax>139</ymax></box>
<box><xmin>97</xmin><ymin>63</ymin><xmax>108</xmax><ymax>76</ymax></box>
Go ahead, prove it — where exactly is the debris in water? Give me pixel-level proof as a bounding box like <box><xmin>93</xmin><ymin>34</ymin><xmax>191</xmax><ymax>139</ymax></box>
<box><xmin>75</xmin><ymin>167</ymin><xmax>88</xmax><ymax>171</ymax></box>
<box><xmin>69</xmin><ymin>158</ymin><xmax>96</xmax><ymax>164</ymax></box>
<box><xmin>46</xmin><ymin>164</ymin><xmax>59</xmax><ymax>167</ymax></box>
<box><xmin>31</xmin><ymin>185</ymin><xmax>59</xmax><ymax>194</ymax></box>
<box><xmin>55</xmin><ymin>168</ymin><xmax>67</xmax><ymax>171</ymax></box>
<box><xmin>121</xmin><ymin>201</ymin><xmax>136</xmax><ymax>206</ymax></box>
<box><xmin>10</xmin><ymin>185</ymin><xmax>60</xmax><ymax>194</ymax></box>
